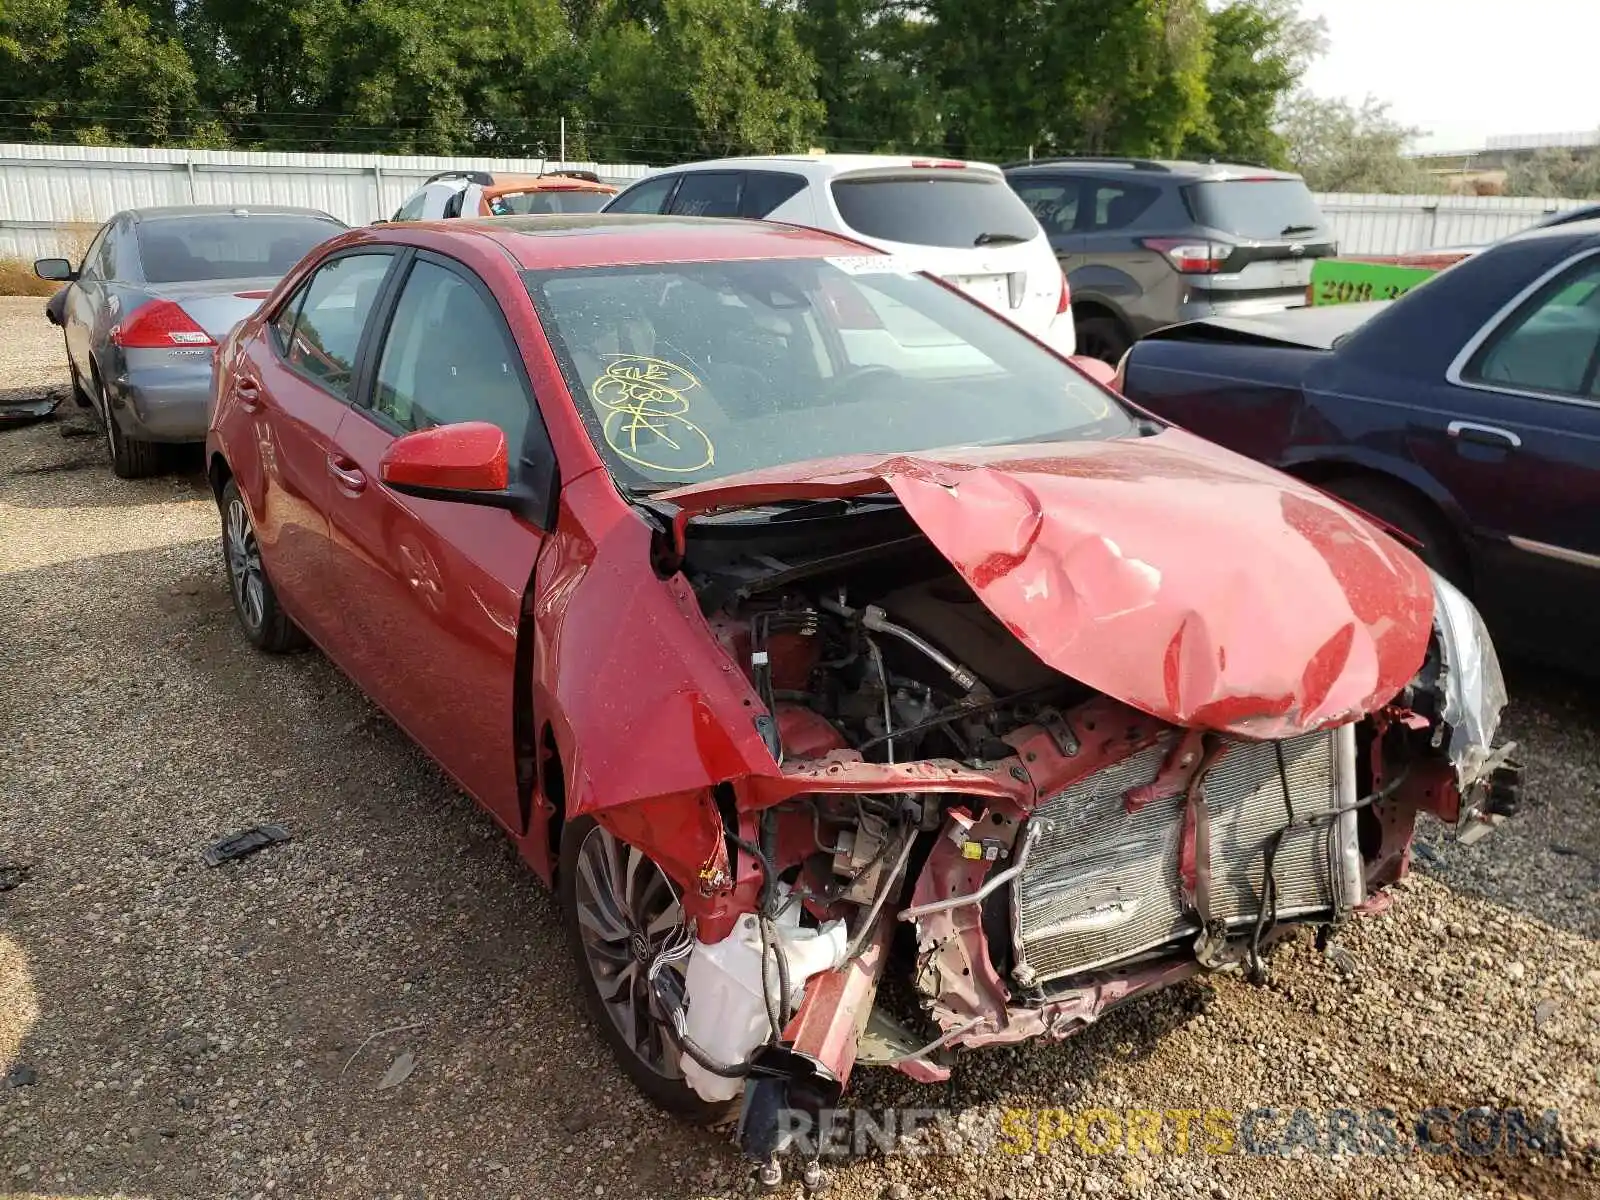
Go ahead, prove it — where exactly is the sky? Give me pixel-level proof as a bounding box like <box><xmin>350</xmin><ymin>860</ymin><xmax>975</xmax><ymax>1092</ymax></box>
<box><xmin>1296</xmin><ymin>0</ymin><xmax>1600</xmax><ymax>152</ymax></box>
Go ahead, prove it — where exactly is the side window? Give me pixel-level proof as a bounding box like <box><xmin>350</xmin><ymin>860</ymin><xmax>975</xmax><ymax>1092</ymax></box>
<box><xmin>370</xmin><ymin>259</ymin><xmax>532</xmax><ymax>456</ymax></box>
<box><xmin>280</xmin><ymin>252</ymin><xmax>395</xmax><ymax>398</ymax></box>
<box><xmin>1086</xmin><ymin>182</ymin><xmax>1160</xmax><ymax>231</ymax></box>
<box><xmin>741</xmin><ymin>172</ymin><xmax>807</xmax><ymax>219</ymax></box>
<box><xmin>1468</xmin><ymin>255</ymin><xmax>1600</xmax><ymax>398</ymax></box>
<box><xmin>79</xmin><ymin>224</ymin><xmax>111</xmax><ymax>280</ymax></box>
<box><xmin>1011</xmin><ymin>178</ymin><xmax>1081</xmax><ymax>236</ymax></box>
<box><xmin>394</xmin><ymin>192</ymin><xmax>428</xmax><ymax>222</ymax></box>
<box><xmin>668</xmin><ymin>172</ymin><xmax>742</xmax><ymax>218</ymax></box>
<box><xmin>271</xmin><ymin>281</ymin><xmax>309</xmax><ymax>354</ymax></box>
<box><xmin>607</xmin><ymin>174</ymin><xmax>678</xmax><ymax>215</ymax></box>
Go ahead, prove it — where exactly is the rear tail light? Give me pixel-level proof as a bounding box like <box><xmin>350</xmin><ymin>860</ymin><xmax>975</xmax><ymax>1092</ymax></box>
<box><xmin>112</xmin><ymin>300</ymin><xmax>216</xmax><ymax>348</ymax></box>
<box><xmin>1142</xmin><ymin>237</ymin><xmax>1233</xmax><ymax>275</ymax></box>
<box><xmin>1056</xmin><ymin>273</ymin><xmax>1072</xmax><ymax>315</ymax></box>
<box><xmin>820</xmin><ymin>277</ymin><xmax>883</xmax><ymax>330</ymax></box>
<box><xmin>235</xmin><ymin>290</ymin><xmax>272</xmax><ymax>300</ymax></box>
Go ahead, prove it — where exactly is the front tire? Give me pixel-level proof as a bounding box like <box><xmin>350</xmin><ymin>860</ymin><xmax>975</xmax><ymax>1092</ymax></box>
<box><xmin>219</xmin><ymin>479</ymin><xmax>307</xmax><ymax>653</ymax></box>
<box><xmin>559</xmin><ymin>815</ymin><xmax>732</xmax><ymax>1123</ymax></box>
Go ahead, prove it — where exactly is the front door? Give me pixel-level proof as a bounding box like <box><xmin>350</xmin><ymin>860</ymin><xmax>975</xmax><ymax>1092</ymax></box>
<box><xmin>238</xmin><ymin>250</ymin><xmax>398</xmax><ymax>647</ymax></box>
<box><xmin>1431</xmin><ymin>249</ymin><xmax>1600</xmax><ymax>662</ymax></box>
<box><xmin>319</xmin><ymin>251</ymin><xmax>553</xmax><ymax>834</ymax></box>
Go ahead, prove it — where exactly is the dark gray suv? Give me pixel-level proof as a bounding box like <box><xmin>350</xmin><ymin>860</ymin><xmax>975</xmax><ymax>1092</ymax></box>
<box><xmin>1004</xmin><ymin>157</ymin><xmax>1337</xmax><ymax>362</ymax></box>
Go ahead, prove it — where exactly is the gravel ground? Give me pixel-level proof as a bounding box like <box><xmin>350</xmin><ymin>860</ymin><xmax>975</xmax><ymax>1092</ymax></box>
<box><xmin>1</xmin><ymin>296</ymin><xmax>1597</xmax><ymax>1200</ymax></box>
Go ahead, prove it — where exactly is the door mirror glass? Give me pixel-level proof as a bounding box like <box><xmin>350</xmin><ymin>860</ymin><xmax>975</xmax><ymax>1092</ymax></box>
<box><xmin>34</xmin><ymin>258</ymin><xmax>76</xmax><ymax>282</ymax></box>
<box><xmin>380</xmin><ymin>421</ymin><xmax>509</xmax><ymax>496</ymax></box>
<box><xmin>1070</xmin><ymin>354</ymin><xmax>1119</xmax><ymax>390</ymax></box>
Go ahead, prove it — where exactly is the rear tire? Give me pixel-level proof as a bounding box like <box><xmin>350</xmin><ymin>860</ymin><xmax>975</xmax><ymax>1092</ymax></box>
<box><xmin>1322</xmin><ymin>477</ymin><xmax>1468</xmax><ymax>589</ymax></box>
<box><xmin>559</xmin><ymin>814</ymin><xmax>734</xmax><ymax>1124</ymax></box>
<box><xmin>96</xmin><ymin>372</ymin><xmax>162</xmax><ymax>479</ymax></box>
<box><xmin>1075</xmin><ymin>315</ymin><xmax>1131</xmax><ymax>365</ymax></box>
<box><xmin>219</xmin><ymin>479</ymin><xmax>307</xmax><ymax>653</ymax></box>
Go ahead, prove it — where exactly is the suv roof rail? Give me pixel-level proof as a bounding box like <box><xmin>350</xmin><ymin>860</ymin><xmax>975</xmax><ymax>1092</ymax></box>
<box><xmin>1000</xmin><ymin>155</ymin><xmax>1171</xmax><ymax>172</ymax></box>
<box><xmin>542</xmin><ymin>169</ymin><xmax>602</xmax><ymax>183</ymax></box>
<box><xmin>423</xmin><ymin>170</ymin><xmax>494</xmax><ymax>186</ymax></box>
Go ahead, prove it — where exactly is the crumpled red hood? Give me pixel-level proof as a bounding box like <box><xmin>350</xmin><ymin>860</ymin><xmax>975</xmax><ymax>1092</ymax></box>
<box><xmin>660</xmin><ymin>429</ymin><xmax>1436</xmax><ymax>739</ymax></box>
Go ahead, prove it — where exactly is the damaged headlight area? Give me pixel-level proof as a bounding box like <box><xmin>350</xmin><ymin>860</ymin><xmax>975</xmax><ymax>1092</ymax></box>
<box><xmin>632</xmin><ymin>518</ymin><xmax>1522</xmax><ymax>1183</ymax></box>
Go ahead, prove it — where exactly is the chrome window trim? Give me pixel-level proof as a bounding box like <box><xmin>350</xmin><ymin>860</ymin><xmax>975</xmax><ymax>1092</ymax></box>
<box><xmin>1444</xmin><ymin>244</ymin><xmax>1600</xmax><ymax>410</ymax></box>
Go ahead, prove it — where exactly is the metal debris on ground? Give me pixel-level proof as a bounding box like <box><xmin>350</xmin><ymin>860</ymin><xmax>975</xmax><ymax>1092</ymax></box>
<box><xmin>0</xmin><ymin>395</ymin><xmax>60</xmax><ymax>427</ymax></box>
<box><xmin>377</xmin><ymin>1050</ymin><xmax>416</xmax><ymax>1091</ymax></box>
<box><xmin>201</xmin><ymin>822</ymin><xmax>292</xmax><ymax>867</ymax></box>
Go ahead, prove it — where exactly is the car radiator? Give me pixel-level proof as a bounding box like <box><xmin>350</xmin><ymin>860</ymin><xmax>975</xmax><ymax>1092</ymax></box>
<box><xmin>1013</xmin><ymin>725</ymin><xmax>1362</xmax><ymax>985</ymax></box>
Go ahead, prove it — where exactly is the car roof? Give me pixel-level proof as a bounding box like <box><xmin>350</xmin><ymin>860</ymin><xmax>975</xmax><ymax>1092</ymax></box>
<box><xmin>637</xmin><ymin>153</ymin><xmax>1005</xmax><ymax>179</ymax></box>
<box><xmin>1004</xmin><ymin>158</ymin><xmax>1300</xmax><ymax>183</ymax></box>
<box><xmin>1503</xmin><ymin>215</ymin><xmax>1600</xmax><ymax>245</ymax></box>
<box><xmin>388</xmin><ymin>213</ymin><xmax>876</xmax><ymax>270</ymax></box>
<box><xmin>123</xmin><ymin>205</ymin><xmax>342</xmax><ymax>223</ymax></box>
<box><xmin>483</xmin><ymin>174</ymin><xmax>616</xmax><ymax>195</ymax></box>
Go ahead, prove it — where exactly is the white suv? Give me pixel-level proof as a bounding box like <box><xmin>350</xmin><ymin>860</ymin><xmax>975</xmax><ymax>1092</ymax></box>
<box><xmin>603</xmin><ymin>154</ymin><xmax>1076</xmax><ymax>355</ymax></box>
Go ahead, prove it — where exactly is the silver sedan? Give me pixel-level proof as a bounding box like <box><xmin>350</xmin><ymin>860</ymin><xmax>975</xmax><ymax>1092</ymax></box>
<box><xmin>35</xmin><ymin>205</ymin><xmax>346</xmax><ymax>477</ymax></box>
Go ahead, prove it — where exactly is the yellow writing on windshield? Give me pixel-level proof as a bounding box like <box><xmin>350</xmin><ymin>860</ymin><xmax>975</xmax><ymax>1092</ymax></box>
<box><xmin>591</xmin><ymin>354</ymin><xmax>715</xmax><ymax>474</ymax></box>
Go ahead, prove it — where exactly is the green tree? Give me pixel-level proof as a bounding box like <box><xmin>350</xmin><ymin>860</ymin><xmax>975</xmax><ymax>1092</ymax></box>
<box><xmin>1505</xmin><ymin>145</ymin><xmax>1600</xmax><ymax>199</ymax></box>
<box><xmin>796</xmin><ymin>0</ymin><xmax>942</xmax><ymax>153</ymax></box>
<box><xmin>1279</xmin><ymin>93</ymin><xmax>1441</xmax><ymax>193</ymax></box>
<box><xmin>1185</xmin><ymin>0</ymin><xmax>1325</xmax><ymax>166</ymax></box>
<box><xmin>584</xmin><ymin>0</ymin><xmax>823</xmax><ymax>160</ymax></box>
<box><xmin>0</xmin><ymin>0</ymin><xmax>198</xmax><ymax>144</ymax></box>
<box><xmin>921</xmin><ymin>0</ymin><xmax>1213</xmax><ymax>161</ymax></box>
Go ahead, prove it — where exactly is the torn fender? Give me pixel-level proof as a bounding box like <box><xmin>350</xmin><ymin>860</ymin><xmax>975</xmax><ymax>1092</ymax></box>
<box><xmin>659</xmin><ymin>428</ymin><xmax>1437</xmax><ymax>740</ymax></box>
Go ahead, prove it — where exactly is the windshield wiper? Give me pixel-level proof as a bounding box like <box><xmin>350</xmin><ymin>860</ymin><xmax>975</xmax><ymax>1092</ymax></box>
<box><xmin>973</xmin><ymin>231</ymin><xmax>1027</xmax><ymax>247</ymax></box>
<box><xmin>762</xmin><ymin>494</ymin><xmax>903</xmax><ymax>521</ymax></box>
<box><xmin>1280</xmin><ymin>223</ymin><xmax>1319</xmax><ymax>236</ymax></box>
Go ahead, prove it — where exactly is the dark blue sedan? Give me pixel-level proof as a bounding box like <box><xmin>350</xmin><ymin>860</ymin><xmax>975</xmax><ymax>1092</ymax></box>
<box><xmin>1116</xmin><ymin>218</ymin><xmax>1600</xmax><ymax>670</ymax></box>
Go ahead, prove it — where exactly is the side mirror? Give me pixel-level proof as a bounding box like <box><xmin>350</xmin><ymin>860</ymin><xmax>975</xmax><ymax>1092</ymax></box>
<box><xmin>1069</xmin><ymin>354</ymin><xmax>1120</xmax><ymax>390</ymax></box>
<box><xmin>34</xmin><ymin>258</ymin><xmax>77</xmax><ymax>283</ymax></box>
<box><xmin>381</xmin><ymin>421</ymin><xmax>509</xmax><ymax>497</ymax></box>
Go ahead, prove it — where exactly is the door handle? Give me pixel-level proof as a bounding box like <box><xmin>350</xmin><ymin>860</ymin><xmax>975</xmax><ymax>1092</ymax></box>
<box><xmin>236</xmin><ymin>376</ymin><xmax>261</xmax><ymax>412</ymax></box>
<box><xmin>327</xmin><ymin>455</ymin><xmax>367</xmax><ymax>493</ymax></box>
<box><xmin>1447</xmin><ymin>420</ymin><xmax>1521</xmax><ymax>449</ymax></box>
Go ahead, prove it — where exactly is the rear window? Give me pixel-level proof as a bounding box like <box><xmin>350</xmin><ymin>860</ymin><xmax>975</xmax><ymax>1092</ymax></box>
<box><xmin>489</xmin><ymin>190</ymin><xmax>612</xmax><ymax>216</ymax></box>
<box><xmin>1184</xmin><ymin>180</ymin><xmax>1328</xmax><ymax>240</ymax></box>
<box><xmin>831</xmin><ymin>173</ymin><xmax>1039</xmax><ymax>249</ymax></box>
<box><xmin>136</xmin><ymin>214</ymin><xmax>343</xmax><ymax>284</ymax></box>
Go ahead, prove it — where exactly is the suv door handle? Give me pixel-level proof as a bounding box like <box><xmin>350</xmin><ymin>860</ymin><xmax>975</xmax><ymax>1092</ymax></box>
<box><xmin>235</xmin><ymin>377</ymin><xmax>261</xmax><ymax>411</ymax></box>
<box><xmin>1447</xmin><ymin>420</ymin><xmax>1521</xmax><ymax>449</ymax></box>
<box><xmin>327</xmin><ymin>455</ymin><xmax>366</xmax><ymax>493</ymax></box>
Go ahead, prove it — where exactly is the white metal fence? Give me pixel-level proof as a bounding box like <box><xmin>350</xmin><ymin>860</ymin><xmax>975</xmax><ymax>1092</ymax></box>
<box><xmin>0</xmin><ymin>143</ymin><xmax>655</xmax><ymax>260</ymax></box>
<box><xmin>1311</xmin><ymin>192</ymin><xmax>1592</xmax><ymax>256</ymax></box>
<box><xmin>2</xmin><ymin>142</ymin><xmax>1595</xmax><ymax>262</ymax></box>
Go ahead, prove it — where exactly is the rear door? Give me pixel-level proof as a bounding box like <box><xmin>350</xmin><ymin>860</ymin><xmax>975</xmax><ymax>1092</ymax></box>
<box><xmin>826</xmin><ymin>167</ymin><xmax>1062</xmax><ymax>335</ymax></box>
<box><xmin>1438</xmin><ymin>249</ymin><xmax>1600</xmax><ymax>659</ymax></box>
<box><xmin>666</xmin><ymin>171</ymin><xmax>744</xmax><ymax>218</ymax></box>
<box><xmin>318</xmin><ymin>250</ymin><xmax>555</xmax><ymax>834</ymax></box>
<box><xmin>232</xmin><ymin>250</ymin><xmax>398</xmax><ymax>647</ymax></box>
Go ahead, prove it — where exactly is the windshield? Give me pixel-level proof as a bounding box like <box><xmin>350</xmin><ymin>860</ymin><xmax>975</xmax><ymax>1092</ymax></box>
<box><xmin>524</xmin><ymin>257</ymin><xmax>1131</xmax><ymax>489</ymax></box>
<box><xmin>1184</xmin><ymin>179</ymin><xmax>1329</xmax><ymax>240</ymax></box>
<box><xmin>831</xmin><ymin>173</ymin><xmax>1039</xmax><ymax>248</ymax></box>
<box><xmin>136</xmin><ymin>214</ymin><xmax>343</xmax><ymax>283</ymax></box>
<box><xmin>489</xmin><ymin>190</ymin><xmax>612</xmax><ymax>216</ymax></box>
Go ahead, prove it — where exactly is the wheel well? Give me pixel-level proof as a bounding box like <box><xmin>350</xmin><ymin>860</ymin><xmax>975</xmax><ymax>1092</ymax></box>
<box><xmin>1070</xmin><ymin>299</ymin><xmax>1131</xmax><ymax>334</ymax></box>
<box><xmin>207</xmin><ymin>452</ymin><xmax>233</xmax><ymax>503</ymax></box>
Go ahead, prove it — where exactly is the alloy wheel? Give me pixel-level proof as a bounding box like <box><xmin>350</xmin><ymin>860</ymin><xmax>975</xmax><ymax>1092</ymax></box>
<box><xmin>570</xmin><ymin>823</ymin><xmax>688</xmax><ymax>1079</ymax></box>
<box><xmin>224</xmin><ymin>496</ymin><xmax>266</xmax><ymax>632</ymax></box>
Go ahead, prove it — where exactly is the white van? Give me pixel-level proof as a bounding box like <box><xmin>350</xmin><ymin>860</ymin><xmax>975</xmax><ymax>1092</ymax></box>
<box><xmin>603</xmin><ymin>154</ymin><xmax>1076</xmax><ymax>356</ymax></box>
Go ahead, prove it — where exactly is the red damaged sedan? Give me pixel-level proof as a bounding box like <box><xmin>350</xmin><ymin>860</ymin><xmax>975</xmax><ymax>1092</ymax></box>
<box><xmin>207</xmin><ymin>215</ymin><xmax>1519</xmax><ymax>1169</ymax></box>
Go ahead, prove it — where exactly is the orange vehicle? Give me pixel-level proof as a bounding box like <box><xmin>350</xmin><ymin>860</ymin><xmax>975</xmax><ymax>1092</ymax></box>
<box><xmin>390</xmin><ymin>170</ymin><xmax>617</xmax><ymax>221</ymax></box>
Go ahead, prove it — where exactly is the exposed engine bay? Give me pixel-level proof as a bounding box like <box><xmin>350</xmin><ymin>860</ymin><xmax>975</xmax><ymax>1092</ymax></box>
<box><xmin>623</xmin><ymin>494</ymin><xmax>1522</xmax><ymax>1173</ymax></box>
